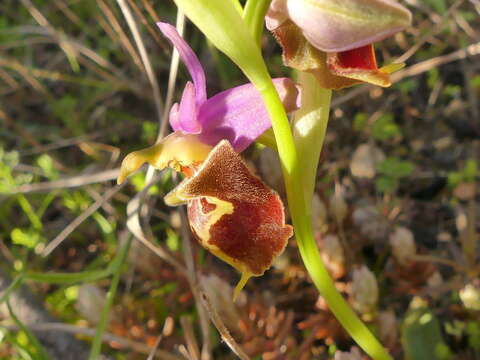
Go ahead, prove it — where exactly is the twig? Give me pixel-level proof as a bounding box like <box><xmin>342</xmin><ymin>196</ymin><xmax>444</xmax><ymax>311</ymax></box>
<box><xmin>179</xmin><ymin>209</ymin><xmax>212</xmax><ymax>360</ymax></box>
<box><xmin>199</xmin><ymin>291</ymin><xmax>250</xmax><ymax>360</ymax></box>
<box><xmin>126</xmin><ymin>176</ymin><xmax>187</xmax><ymax>274</ymax></box>
<box><xmin>126</xmin><ymin>0</ymin><xmax>165</xmax><ymax>51</ymax></box>
<box><xmin>398</xmin><ymin>0</ymin><xmax>464</xmax><ymax>63</ymax></box>
<box><xmin>180</xmin><ymin>316</ymin><xmax>201</xmax><ymax>360</ymax></box>
<box><xmin>146</xmin><ymin>335</ymin><xmax>164</xmax><ymax>360</ymax></box>
<box><xmin>410</xmin><ymin>254</ymin><xmax>467</xmax><ymax>272</ymax></box>
<box><xmin>0</xmin><ymin>323</ymin><xmax>182</xmax><ymax>360</ymax></box>
<box><xmin>97</xmin><ymin>0</ymin><xmax>144</xmax><ymax>72</ymax></box>
<box><xmin>116</xmin><ymin>0</ymin><xmax>163</xmax><ymax>124</ymax></box>
<box><xmin>10</xmin><ymin>168</ymin><xmax>120</xmax><ymax>194</ymax></box>
<box><xmin>41</xmin><ymin>182</ymin><xmax>127</xmax><ymax>257</ymax></box>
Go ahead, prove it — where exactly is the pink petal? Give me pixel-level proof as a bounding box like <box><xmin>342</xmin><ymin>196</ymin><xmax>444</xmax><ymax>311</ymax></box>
<box><xmin>198</xmin><ymin>78</ymin><xmax>301</xmax><ymax>152</ymax></box>
<box><xmin>177</xmin><ymin>81</ymin><xmax>202</xmax><ymax>133</ymax></box>
<box><xmin>169</xmin><ymin>103</ymin><xmax>181</xmax><ymax>131</ymax></box>
<box><xmin>157</xmin><ymin>22</ymin><xmax>207</xmax><ymax>105</ymax></box>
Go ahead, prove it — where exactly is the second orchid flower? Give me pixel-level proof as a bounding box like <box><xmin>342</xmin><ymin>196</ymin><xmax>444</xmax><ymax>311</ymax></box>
<box><xmin>266</xmin><ymin>0</ymin><xmax>412</xmax><ymax>89</ymax></box>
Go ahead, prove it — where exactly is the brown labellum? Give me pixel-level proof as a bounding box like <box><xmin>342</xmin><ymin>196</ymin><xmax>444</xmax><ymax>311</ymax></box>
<box><xmin>165</xmin><ymin>140</ymin><xmax>293</xmax><ymax>299</ymax></box>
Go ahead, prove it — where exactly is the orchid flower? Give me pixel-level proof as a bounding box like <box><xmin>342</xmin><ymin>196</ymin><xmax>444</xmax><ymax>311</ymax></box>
<box><xmin>118</xmin><ymin>23</ymin><xmax>299</xmax><ymax>298</ymax></box>
<box><xmin>266</xmin><ymin>0</ymin><xmax>412</xmax><ymax>89</ymax></box>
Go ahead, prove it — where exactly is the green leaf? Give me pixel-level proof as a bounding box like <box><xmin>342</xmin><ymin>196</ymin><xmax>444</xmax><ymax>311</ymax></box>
<box><xmin>402</xmin><ymin>300</ymin><xmax>452</xmax><ymax>360</ymax></box>
<box><xmin>141</xmin><ymin>121</ymin><xmax>158</xmax><ymax>143</ymax></box>
<box><xmin>6</xmin><ymin>301</ymin><xmax>50</xmax><ymax>360</ymax></box>
<box><xmin>377</xmin><ymin>157</ymin><xmax>415</xmax><ymax>178</ymax></box>
<box><xmin>427</xmin><ymin>68</ymin><xmax>439</xmax><ymax>89</ymax></box>
<box><xmin>443</xmin><ymin>84</ymin><xmax>461</xmax><ymax>99</ymax></box>
<box><xmin>131</xmin><ymin>172</ymin><xmax>159</xmax><ymax>195</ymax></box>
<box><xmin>424</xmin><ymin>0</ymin><xmax>446</xmax><ymax>13</ymax></box>
<box><xmin>11</xmin><ymin>228</ymin><xmax>41</xmax><ymax>249</ymax></box>
<box><xmin>466</xmin><ymin>321</ymin><xmax>480</xmax><ymax>351</ymax></box>
<box><xmin>375</xmin><ymin>176</ymin><xmax>398</xmax><ymax>194</ymax></box>
<box><xmin>372</xmin><ymin>113</ymin><xmax>401</xmax><ymax>141</ymax></box>
<box><xmin>353</xmin><ymin>112</ymin><xmax>367</xmax><ymax>132</ymax></box>
<box><xmin>447</xmin><ymin>171</ymin><xmax>463</xmax><ymax>187</ymax></box>
<box><xmin>36</xmin><ymin>154</ymin><xmax>59</xmax><ymax>180</ymax></box>
<box><xmin>395</xmin><ymin>79</ymin><xmax>416</xmax><ymax>95</ymax></box>
<box><xmin>166</xmin><ymin>228</ymin><xmax>180</xmax><ymax>251</ymax></box>
<box><xmin>463</xmin><ymin>159</ymin><xmax>477</xmax><ymax>182</ymax></box>
<box><xmin>470</xmin><ymin>75</ymin><xmax>480</xmax><ymax>89</ymax></box>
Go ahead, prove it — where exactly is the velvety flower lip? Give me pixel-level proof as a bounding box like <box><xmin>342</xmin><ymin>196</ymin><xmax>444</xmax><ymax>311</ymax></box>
<box><xmin>165</xmin><ymin>140</ymin><xmax>293</xmax><ymax>299</ymax></box>
<box><xmin>157</xmin><ymin>22</ymin><xmax>301</xmax><ymax>152</ymax></box>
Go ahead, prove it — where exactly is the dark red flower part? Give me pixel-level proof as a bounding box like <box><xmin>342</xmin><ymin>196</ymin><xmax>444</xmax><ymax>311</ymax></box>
<box><xmin>335</xmin><ymin>44</ymin><xmax>378</xmax><ymax>70</ymax></box>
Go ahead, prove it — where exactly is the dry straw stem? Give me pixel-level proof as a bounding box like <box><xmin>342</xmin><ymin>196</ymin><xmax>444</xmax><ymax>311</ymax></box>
<box><xmin>116</xmin><ymin>0</ymin><xmax>163</xmax><ymax>124</ymax></box>
<box><xmin>180</xmin><ymin>316</ymin><xmax>201</xmax><ymax>360</ymax></box>
<box><xmin>200</xmin><ymin>291</ymin><xmax>250</xmax><ymax>360</ymax></box>
<box><xmin>41</xmin><ymin>182</ymin><xmax>128</xmax><ymax>257</ymax></box>
<box><xmin>399</xmin><ymin>0</ymin><xmax>464</xmax><ymax>62</ymax></box>
<box><xmin>10</xmin><ymin>169</ymin><xmax>120</xmax><ymax>195</ymax></box>
<box><xmin>20</xmin><ymin>0</ymin><xmax>79</xmax><ymax>70</ymax></box>
<box><xmin>126</xmin><ymin>179</ymin><xmax>187</xmax><ymax>274</ymax></box>
<box><xmin>179</xmin><ymin>208</ymin><xmax>212</xmax><ymax>360</ymax></box>
<box><xmin>126</xmin><ymin>0</ymin><xmax>166</xmax><ymax>51</ymax></box>
<box><xmin>0</xmin><ymin>323</ymin><xmax>183</xmax><ymax>360</ymax></box>
<box><xmin>10</xmin><ymin>12</ymin><xmax>137</xmax><ymax>93</ymax></box>
<box><xmin>146</xmin><ymin>335</ymin><xmax>165</xmax><ymax>360</ymax></box>
<box><xmin>97</xmin><ymin>0</ymin><xmax>144</xmax><ymax>72</ymax></box>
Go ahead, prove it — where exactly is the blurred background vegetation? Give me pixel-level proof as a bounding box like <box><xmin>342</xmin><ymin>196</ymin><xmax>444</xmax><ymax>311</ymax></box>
<box><xmin>0</xmin><ymin>0</ymin><xmax>479</xmax><ymax>359</ymax></box>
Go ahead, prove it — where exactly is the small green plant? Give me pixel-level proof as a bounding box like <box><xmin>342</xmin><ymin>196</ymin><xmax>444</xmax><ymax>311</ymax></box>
<box><xmin>375</xmin><ymin>157</ymin><xmax>415</xmax><ymax>193</ymax></box>
<box><xmin>448</xmin><ymin>159</ymin><xmax>478</xmax><ymax>187</ymax></box>
<box><xmin>372</xmin><ymin>113</ymin><xmax>402</xmax><ymax>141</ymax></box>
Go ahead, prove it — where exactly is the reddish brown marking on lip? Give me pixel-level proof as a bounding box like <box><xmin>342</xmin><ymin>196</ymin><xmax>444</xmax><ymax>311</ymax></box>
<box><xmin>336</xmin><ymin>44</ymin><xmax>377</xmax><ymax>70</ymax></box>
<box><xmin>200</xmin><ymin>198</ymin><xmax>217</xmax><ymax>213</ymax></box>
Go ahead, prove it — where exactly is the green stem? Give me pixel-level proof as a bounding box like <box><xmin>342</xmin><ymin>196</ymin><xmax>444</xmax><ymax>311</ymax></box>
<box><xmin>0</xmin><ymin>274</ymin><xmax>25</xmax><ymax>305</ymax></box>
<box><xmin>88</xmin><ymin>236</ymin><xmax>132</xmax><ymax>360</ymax></box>
<box><xmin>292</xmin><ymin>71</ymin><xmax>331</xmax><ymax>210</ymax></box>
<box><xmin>7</xmin><ymin>300</ymin><xmax>49</xmax><ymax>360</ymax></box>
<box><xmin>243</xmin><ymin>0</ymin><xmax>271</xmax><ymax>46</ymax></box>
<box><xmin>258</xmin><ymin>76</ymin><xmax>392</xmax><ymax>360</ymax></box>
